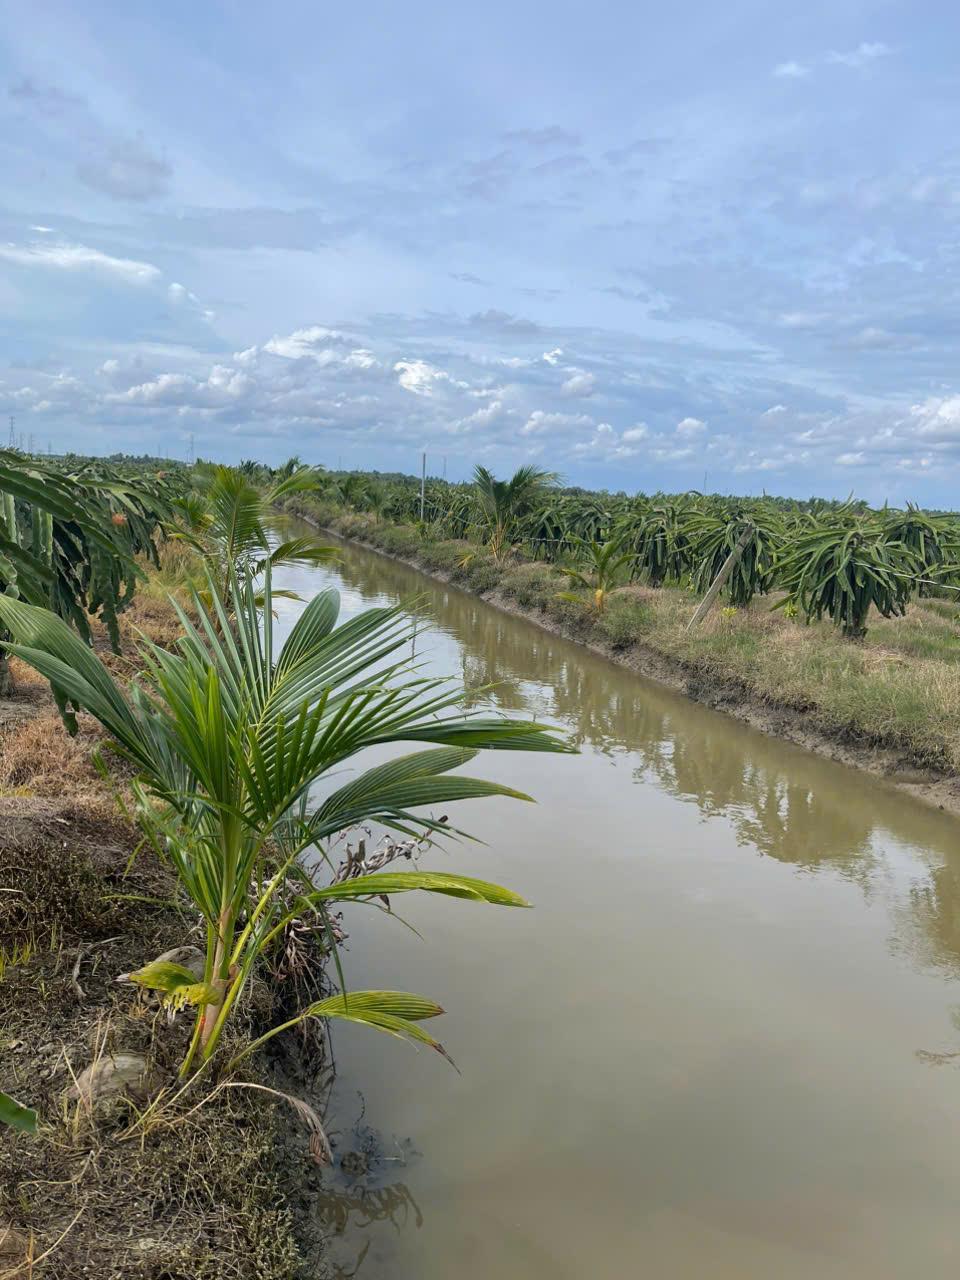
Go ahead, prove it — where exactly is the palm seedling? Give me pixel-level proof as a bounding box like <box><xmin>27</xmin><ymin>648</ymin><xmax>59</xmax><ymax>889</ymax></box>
<box><xmin>473</xmin><ymin>464</ymin><xmax>558</xmax><ymax>561</ymax></box>
<box><xmin>557</xmin><ymin>537</ymin><xmax>635</xmax><ymax>613</ymax></box>
<box><xmin>0</xmin><ymin>571</ymin><xmax>569</xmax><ymax>1076</ymax></box>
<box><xmin>172</xmin><ymin>464</ymin><xmax>337</xmax><ymax>610</ymax></box>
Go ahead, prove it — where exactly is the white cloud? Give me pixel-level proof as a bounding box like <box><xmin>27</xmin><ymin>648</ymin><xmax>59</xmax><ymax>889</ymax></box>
<box><xmin>394</xmin><ymin>359</ymin><xmax>450</xmax><ymax>396</ymax></box>
<box><xmin>542</xmin><ymin>348</ymin><xmax>563</xmax><ymax>365</ymax></box>
<box><xmin>560</xmin><ymin>371</ymin><xmax>596</xmax><ymax>398</ymax></box>
<box><xmin>651</xmin><ymin>443</ymin><xmax>695</xmax><ymax>462</ymax></box>
<box><xmin>0</xmin><ymin>240</ymin><xmax>161</xmax><ymax>284</ymax></box>
<box><xmin>676</xmin><ymin>416</ymin><xmax>706</xmax><ymax>436</ymax></box>
<box><xmin>168</xmin><ymin>280</ymin><xmax>215</xmax><ymax>322</ymax></box>
<box><xmin>343</xmin><ymin>349</ymin><xmax>378</xmax><ymax>369</ymax></box>
<box><xmin>520</xmin><ymin>409</ymin><xmax>593</xmax><ymax>437</ymax></box>
<box><xmin>773</xmin><ymin>61</ymin><xmax>809</xmax><ymax>78</ymax></box>
<box><xmin>622</xmin><ymin>423</ymin><xmax>649</xmax><ymax>442</ymax></box>
<box><xmin>908</xmin><ymin>395</ymin><xmax>960</xmax><ymax>441</ymax></box>
<box><xmin>835</xmin><ymin>450</ymin><xmax>867</xmax><ymax>466</ymax></box>
<box><xmin>112</xmin><ymin>372</ymin><xmax>195</xmax><ymax>405</ymax></box>
<box><xmin>263</xmin><ymin>325</ymin><xmax>351</xmax><ymax>358</ymax></box>
<box><xmin>451</xmin><ymin>400</ymin><xmax>508</xmax><ymax>434</ymax></box>
<box><xmin>827</xmin><ymin>42</ymin><xmax>891</xmax><ymax>69</ymax></box>
<box><xmin>572</xmin><ymin>422</ymin><xmax>643</xmax><ymax>459</ymax></box>
<box><xmin>763</xmin><ymin>404</ymin><xmax>788</xmax><ymax>415</ymax></box>
<box><xmin>112</xmin><ymin>364</ymin><xmax>253</xmax><ymax>408</ymax></box>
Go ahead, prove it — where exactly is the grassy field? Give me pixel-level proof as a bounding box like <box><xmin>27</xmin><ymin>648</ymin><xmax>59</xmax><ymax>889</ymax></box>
<box><xmin>287</xmin><ymin>497</ymin><xmax>960</xmax><ymax>776</ymax></box>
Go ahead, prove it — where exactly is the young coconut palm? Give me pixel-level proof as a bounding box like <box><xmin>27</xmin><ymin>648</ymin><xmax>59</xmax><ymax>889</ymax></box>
<box><xmin>0</xmin><ymin>571</ymin><xmax>569</xmax><ymax>1076</ymax></box>
<box><xmin>172</xmin><ymin>464</ymin><xmax>337</xmax><ymax>608</ymax></box>
<box><xmin>473</xmin><ymin>464</ymin><xmax>558</xmax><ymax>561</ymax></box>
<box><xmin>557</xmin><ymin>537</ymin><xmax>635</xmax><ymax>613</ymax></box>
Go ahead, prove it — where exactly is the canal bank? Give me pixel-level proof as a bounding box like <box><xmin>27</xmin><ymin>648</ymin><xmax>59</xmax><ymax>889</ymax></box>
<box><xmin>287</xmin><ymin>503</ymin><xmax>960</xmax><ymax>819</ymax></box>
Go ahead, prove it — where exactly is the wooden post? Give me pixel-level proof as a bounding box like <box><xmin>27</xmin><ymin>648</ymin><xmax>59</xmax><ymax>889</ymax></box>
<box><xmin>686</xmin><ymin>524</ymin><xmax>753</xmax><ymax>630</ymax></box>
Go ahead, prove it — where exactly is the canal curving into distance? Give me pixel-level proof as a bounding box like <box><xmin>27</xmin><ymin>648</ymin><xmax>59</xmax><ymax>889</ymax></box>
<box><xmin>273</xmin><ymin>524</ymin><xmax>960</xmax><ymax>1280</ymax></box>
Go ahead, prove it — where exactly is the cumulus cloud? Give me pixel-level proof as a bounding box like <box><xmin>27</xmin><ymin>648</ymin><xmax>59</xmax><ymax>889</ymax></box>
<box><xmin>112</xmin><ymin>364</ymin><xmax>254</xmax><ymax>408</ymax></box>
<box><xmin>241</xmin><ymin>326</ymin><xmax>377</xmax><ymax>370</ymax></box>
<box><xmin>908</xmin><ymin>395</ymin><xmax>960</xmax><ymax>441</ymax></box>
<box><xmin>0</xmin><ymin>240</ymin><xmax>161</xmax><ymax>284</ymax></box>
<box><xmin>394</xmin><ymin>359</ymin><xmax>451</xmax><ymax>396</ymax></box>
<box><xmin>10</xmin><ymin>301</ymin><xmax>960</xmax><ymax>492</ymax></box>
<box><xmin>520</xmin><ymin>409</ymin><xmax>594</xmax><ymax>437</ymax></box>
<box><xmin>263</xmin><ymin>326</ymin><xmax>352</xmax><ymax>357</ymax></box>
<box><xmin>451</xmin><ymin>400</ymin><xmax>509</xmax><ymax>434</ymax></box>
<box><xmin>676</xmin><ymin>416</ymin><xmax>706</xmax><ymax>436</ymax></box>
<box><xmin>560</xmin><ymin>371</ymin><xmax>596</xmax><ymax>397</ymax></box>
<box><xmin>622</xmin><ymin>424</ymin><xmax>649</xmax><ymax>442</ymax></box>
<box><xmin>573</xmin><ymin>422</ymin><xmax>645</xmax><ymax>459</ymax></box>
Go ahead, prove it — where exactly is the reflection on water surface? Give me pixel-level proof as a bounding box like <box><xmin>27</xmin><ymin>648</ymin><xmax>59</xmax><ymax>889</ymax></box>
<box><xmin>276</xmin><ymin>530</ymin><xmax>960</xmax><ymax>1280</ymax></box>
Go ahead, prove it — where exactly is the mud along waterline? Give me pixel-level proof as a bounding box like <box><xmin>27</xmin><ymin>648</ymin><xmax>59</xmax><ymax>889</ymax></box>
<box><xmin>273</xmin><ymin>524</ymin><xmax>960</xmax><ymax>1280</ymax></box>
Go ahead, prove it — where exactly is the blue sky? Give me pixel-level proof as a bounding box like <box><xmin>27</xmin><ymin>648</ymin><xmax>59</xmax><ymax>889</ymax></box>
<box><xmin>1</xmin><ymin>1</ymin><xmax>959</xmax><ymax>502</ymax></box>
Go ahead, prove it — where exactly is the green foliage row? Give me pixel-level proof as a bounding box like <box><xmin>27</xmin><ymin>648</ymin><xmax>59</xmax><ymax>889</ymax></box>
<box><xmin>288</xmin><ymin>464</ymin><xmax>960</xmax><ymax>639</ymax></box>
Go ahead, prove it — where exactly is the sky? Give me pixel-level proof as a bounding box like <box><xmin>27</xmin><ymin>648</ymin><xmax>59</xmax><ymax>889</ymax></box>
<box><xmin>1</xmin><ymin>1</ymin><xmax>959</xmax><ymax>503</ymax></box>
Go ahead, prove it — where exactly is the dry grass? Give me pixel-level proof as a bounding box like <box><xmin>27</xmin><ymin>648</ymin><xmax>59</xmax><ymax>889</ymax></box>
<box><xmin>0</xmin><ymin>711</ymin><xmax>108</xmax><ymax>801</ymax></box>
<box><xmin>139</xmin><ymin>539</ymin><xmax>204</xmax><ymax>602</ymax></box>
<box><xmin>117</xmin><ymin>590</ymin><xmax>190</xmax><ymax>652</ymax></box>
<box><xmin>650</xmin><ymin>594</ymin><xmax>960</xmax><ymax>770</ymax></box>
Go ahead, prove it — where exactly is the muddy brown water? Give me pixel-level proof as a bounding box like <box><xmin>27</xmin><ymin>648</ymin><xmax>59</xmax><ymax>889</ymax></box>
<box><xmin>274</xmin><ymin>529</ymin><xmax>960</xmax><ymax>1279</ymax></box>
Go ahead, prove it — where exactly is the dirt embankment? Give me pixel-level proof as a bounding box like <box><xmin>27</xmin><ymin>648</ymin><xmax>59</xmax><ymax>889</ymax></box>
<box><xmin>0</xmin><ymin>607</ymin><xmax>328</xmax><ymax>1278</ymax></box>
<box><xmin>300</xmin><ymin>513</ymin><xmax>960</xmax><ymax>820</ymax></box>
